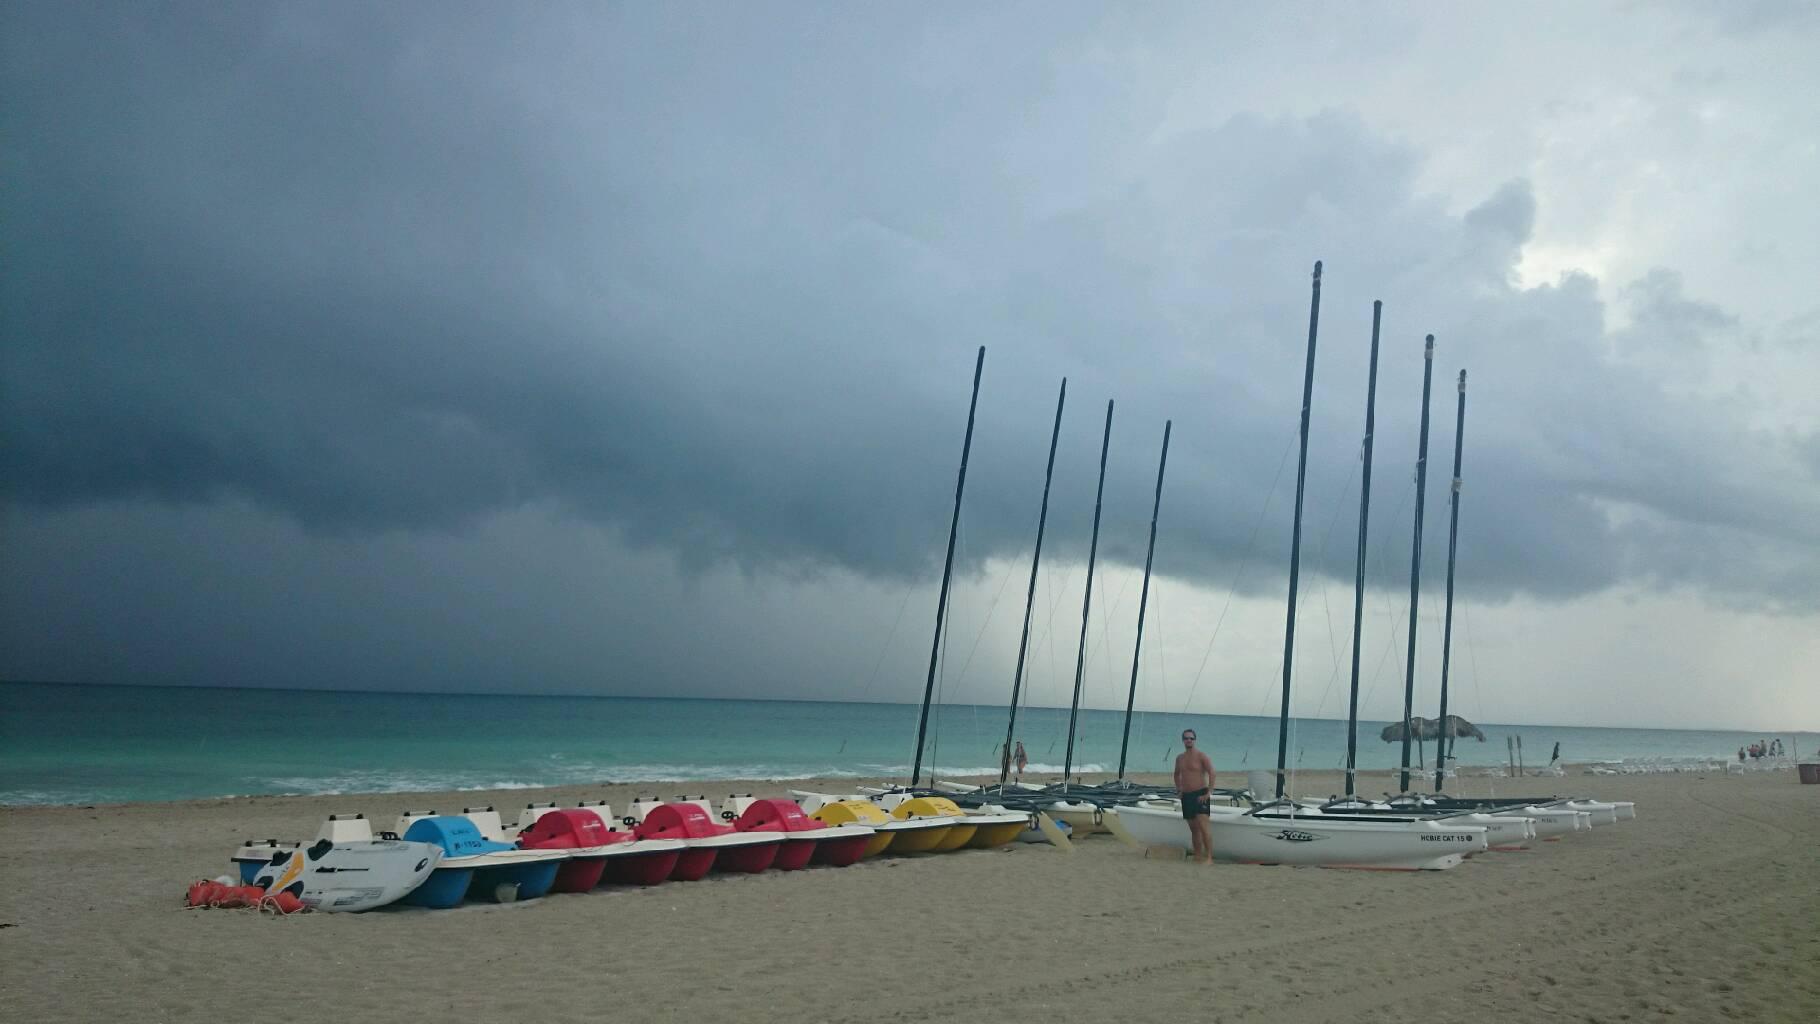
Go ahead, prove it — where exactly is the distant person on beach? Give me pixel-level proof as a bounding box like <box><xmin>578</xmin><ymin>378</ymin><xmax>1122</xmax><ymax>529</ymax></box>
<box><xmin>1174</xmin><ymin>729</ymin><xmax>1216</xmax><ymax>865</ymax></box>
<box><xmin>1014</xmin><ymin>741</ymin><xmax>1028</xmax><ymax>779</ymax></box>
<box><xmin>1739</xmin><ymin>746</ymin><xmax>1747</xmax><ymax>762</ymax></box>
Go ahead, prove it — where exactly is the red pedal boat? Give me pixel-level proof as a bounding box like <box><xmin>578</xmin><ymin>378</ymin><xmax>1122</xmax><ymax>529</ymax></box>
<box><xmin>513</xmin><ymin>805</ymin><xmax>687</xmax><ymax>891</ymax></box>
<box><xmin>629</xmin><ymin>798</ymin><xmax>784</xmax><ymax>879</ymax></box>
<box><xmin>721</xmin><ymin>796</ymin><xmax>876</xmax><ymax>869</ymax></box>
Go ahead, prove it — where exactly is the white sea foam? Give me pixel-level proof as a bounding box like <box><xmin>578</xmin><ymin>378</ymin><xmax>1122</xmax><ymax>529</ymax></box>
<box><xmin>260</xmin><ymin>774</ymin><xmax>554</xmax><ymax>797</ymax></box>
<box><xmin>247</xmin><ymin>760</ymin><xmax>1114</xmax><ymax>798</ymax></box>
<box><xmin>859</xmin><ymin>762</ymin><xmax>1109</xmax><ymax>777</ymax></box>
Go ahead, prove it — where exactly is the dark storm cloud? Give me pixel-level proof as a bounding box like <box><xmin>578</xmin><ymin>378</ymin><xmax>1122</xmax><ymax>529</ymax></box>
<box><xmin>4</xmin><ymin>3</ymin><xmax>1816</xmax><ymax>615</ymax></box>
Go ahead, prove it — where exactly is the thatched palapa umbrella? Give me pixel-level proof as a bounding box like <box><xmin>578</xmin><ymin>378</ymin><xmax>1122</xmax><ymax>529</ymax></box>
<box><xmin>1380</xmin><ymin>715</ymin><xmax>1486</xmax><ymax>769</ymax></box>
<box><xmin>1379</xmin><ymin>714</ymin><xmax>1487</xmax><ymax>744</ymax></box>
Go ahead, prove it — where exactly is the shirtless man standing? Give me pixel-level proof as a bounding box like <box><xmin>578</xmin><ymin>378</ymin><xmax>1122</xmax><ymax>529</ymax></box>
<box><xmin>1174</xmin><ymin>729</ymin><xmax>1216</xmax><ymax>865</ymax></box>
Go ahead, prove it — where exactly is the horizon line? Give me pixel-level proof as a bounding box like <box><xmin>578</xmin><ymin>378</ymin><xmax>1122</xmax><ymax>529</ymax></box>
<box><xmin>3</xmin><ymin>677</ymin><xmax>1811</xmax><ymax>736</ymax></box>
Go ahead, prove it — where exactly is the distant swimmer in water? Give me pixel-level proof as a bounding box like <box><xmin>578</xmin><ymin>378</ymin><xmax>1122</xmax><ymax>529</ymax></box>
<box><xmin>1174</xmin><ymin>729</ymin><xmax>1216</xmax><ymax>865</ymax></box>
<box><xmin>1014</xmin><ymin>741</ymin><xmax>1028</xmax><ymax>779</ymax></box>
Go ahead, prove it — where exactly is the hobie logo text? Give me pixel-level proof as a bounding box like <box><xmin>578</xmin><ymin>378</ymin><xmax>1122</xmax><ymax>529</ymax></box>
<box><xmin>1271</xmin><ymin>829</ymin><xmax>1325</xmax><ymax>843</ymax></box>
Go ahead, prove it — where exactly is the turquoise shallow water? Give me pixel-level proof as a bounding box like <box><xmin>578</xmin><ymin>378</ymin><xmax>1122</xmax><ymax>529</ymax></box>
<box><xmin>1</xmin><ymin>682</ymin><xmax>1807</xmax><ymax>805</ymax></box>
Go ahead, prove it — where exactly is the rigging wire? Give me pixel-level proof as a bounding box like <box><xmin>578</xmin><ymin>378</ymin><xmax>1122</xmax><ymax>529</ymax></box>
<box><xmin>948</xmin><ymin>516</ymin><xmax>1030</xmax><ymax>756</ymax></box>
<box><xmin>1462</xmin><ymin>600</ymin><xmax>1487</xmax><ymax>725</ymax></box>
<box><xmin>1304</xmin><ymin>459</ymin><xmax>1359</xmax><ymax>725</ymax></box>
<box><xmin>1031</xmin><ymin>564</ymin><xmax>1075</xmax><ymax>756</ymax></box>
<box><xmin>852</xmin><ymin>518</ymin><xmax>949</xmax><ymax>759</ymax></box>
<box><xmin>1080</xmin><ymin>567</ymin><xmax>1125</xmax><ymax>756</ymax></box>
<box><xmin>849</xmin><ymin>582</ymin><xmax>916</xmax><ymax>753</ymax></box>
<box><xmin>1354</xmin><ymin>472</ymin><xmax>1414</xmax><ymax>722</ymax></box>
<box><xmin>1178</xmin><ymin>429</ymin><xmax>1299</xmax><ymax>714</ymax></box>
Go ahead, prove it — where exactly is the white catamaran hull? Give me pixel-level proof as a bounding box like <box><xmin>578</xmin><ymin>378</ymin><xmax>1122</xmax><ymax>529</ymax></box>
<box><xmin>1445</xmin><ymin>813</ymin><xmax>1535</xmax><ymax>850</ymax></box>
<box><xmin>1310</xmin><ymin>802</ymin><xmax>1534</xmax><ymax>849</ymax></box>
<box><xmin>1046</xmin><ymin>802</ymin><xmax>1108</xmax><ymax>835</ymax></box>
<box><xmin>1114</xmin><ymin>804</ymin><xmax>1488</xmax><ymax>871</ymax></box>
<box><xmin>1564</xmin><ymin>800</ymin><xmax>1621</xmax><ymax>826</ymax></box>
<box><xmin>1508</xmin><ymin>806</ymin><xmax>1583</xmax><ymax>838</ymax></box>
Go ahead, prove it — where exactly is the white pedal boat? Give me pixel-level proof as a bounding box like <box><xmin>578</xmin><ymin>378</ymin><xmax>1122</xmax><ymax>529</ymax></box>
<box><xmin>237</xmin><ymin>813</ymin><xmax>441</xmax><ymax>912</ymax></box>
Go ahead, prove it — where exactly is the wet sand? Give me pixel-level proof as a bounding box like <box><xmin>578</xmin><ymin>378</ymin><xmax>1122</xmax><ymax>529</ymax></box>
<box><xmin>1</xmin><ymin>767</ymin><xmax>1814</xmax><ymax>1023</ymax></box>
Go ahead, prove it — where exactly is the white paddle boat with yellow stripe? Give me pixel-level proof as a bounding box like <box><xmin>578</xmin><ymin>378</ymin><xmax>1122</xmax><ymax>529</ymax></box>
<box><xmin>793</xmin><ymin>792</ymin><xmax>961</xmax><ymax>854</ymax></box>
<box><xmin>865</xmin><ymin>793</ymin><xmax>1030</xmax><ymax>849</ymax></box>
<box><xmin>243</xmin><ymin>814</ymin><xmax>441</xmax><ymax>912</ymax></box>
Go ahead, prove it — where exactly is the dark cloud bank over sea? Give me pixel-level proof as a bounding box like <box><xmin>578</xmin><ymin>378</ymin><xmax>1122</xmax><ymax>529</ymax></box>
<box><xmin>4</xmin><ymin>6</ymin><xmax>1818</xmax><ymax>712</ymax></box>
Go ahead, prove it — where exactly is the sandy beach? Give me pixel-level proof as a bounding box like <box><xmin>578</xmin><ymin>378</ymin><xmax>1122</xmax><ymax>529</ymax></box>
<box><xmin>1</xmin><ymin>767</ymin><xmax>1813</xmax><ymax>1023</ymax></box>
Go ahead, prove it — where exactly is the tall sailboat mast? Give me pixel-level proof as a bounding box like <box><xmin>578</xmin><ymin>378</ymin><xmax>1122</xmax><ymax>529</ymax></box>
<box><xmin>1342</xmin><ymin>301</ymin><xmax>1384</xmax><ymax>798</ymax></box>
<box><xmin>1433</xmin><ymin>369</ymin><xmax>1468</xmax><ymax>792</ymax></box>
<box><xmin>1273</xmin><ymin>260</ymin><xmax>1324</xmax><ymax>800</ymax></box>
<box><xmin>910</xmin><ymin>345</ymin><xmax>985</xmax><ymax>789</ymax></box>
<box><xmin>1116</xmin><ymin>420</ymin><xmax>1172</xmax><ymax>781</ymax></box>
<box><xmin>1397</xmin><ymin>335</ymin><xmax>1437</xmax><ymax>794</ymax></box>
<box><xmin>999</xmin><ymin>378</ymin><xmax>1068</xmax><ymax>787</ymax></box>
<box><xmin>1061</xmin><ymin>399</ymin><xmax>1114</xmax><ymax>786</ymax></box>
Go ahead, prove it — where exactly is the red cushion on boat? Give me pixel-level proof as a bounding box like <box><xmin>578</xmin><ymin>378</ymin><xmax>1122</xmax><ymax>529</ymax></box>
<box><xmin>520</xmin><ymin>808</ymin><xmax>636</xmax><ymax>850</ymax></box>
<box><xmin>635</xmin><ymin>803</ymin><xmax>736</xmax><ymax>840</ymax></box>
<box><xmin>734</xmin><ymin>798</ymin><xmax>817</xmax><ymax>834</ymax></box>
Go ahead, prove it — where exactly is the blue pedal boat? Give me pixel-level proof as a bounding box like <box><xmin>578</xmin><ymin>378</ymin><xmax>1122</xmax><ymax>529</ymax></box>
<box><xmin>395</xmin><ymin>812</ymin><xmax>566</xmax><ymax>908</ymax></box>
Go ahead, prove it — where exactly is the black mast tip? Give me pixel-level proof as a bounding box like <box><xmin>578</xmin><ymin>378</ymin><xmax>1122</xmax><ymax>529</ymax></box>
<box><xmin>909</xmin><ymin>344</ymin><xmax>986</xmax><ymax>787</ymax></box>
<box><xmin>1458</xmin><ymin>369</ymin><xmax>1467</xmax><ymax>391</ymax></box>
<box><xmin>1062</xmin><ymin>396</ymin><xmax>1116</xmax><ymax>784</ymax></box>
<box><xmin>1000</xmin><ymin>375</ymin><xmax>1068</xmax><ymax>786</ymax></box>
<box><xmin>1312</xmin><ymin>260</ymin><xmax>1323</xmax><ymax>279</ymax></box>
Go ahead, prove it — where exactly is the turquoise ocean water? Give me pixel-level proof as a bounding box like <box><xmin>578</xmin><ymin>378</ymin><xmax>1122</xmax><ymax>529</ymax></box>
<box><xmin>1</xmin><ymin>682</ymin><xmax>1807</xmax><ymax>805</ymax></box>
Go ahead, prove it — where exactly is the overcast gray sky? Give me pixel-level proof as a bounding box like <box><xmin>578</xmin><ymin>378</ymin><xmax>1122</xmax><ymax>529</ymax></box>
<box><xmin>4</xmin><ymin>3</ymin><xmax>1816</xmax><ymax>731</ymax></box>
